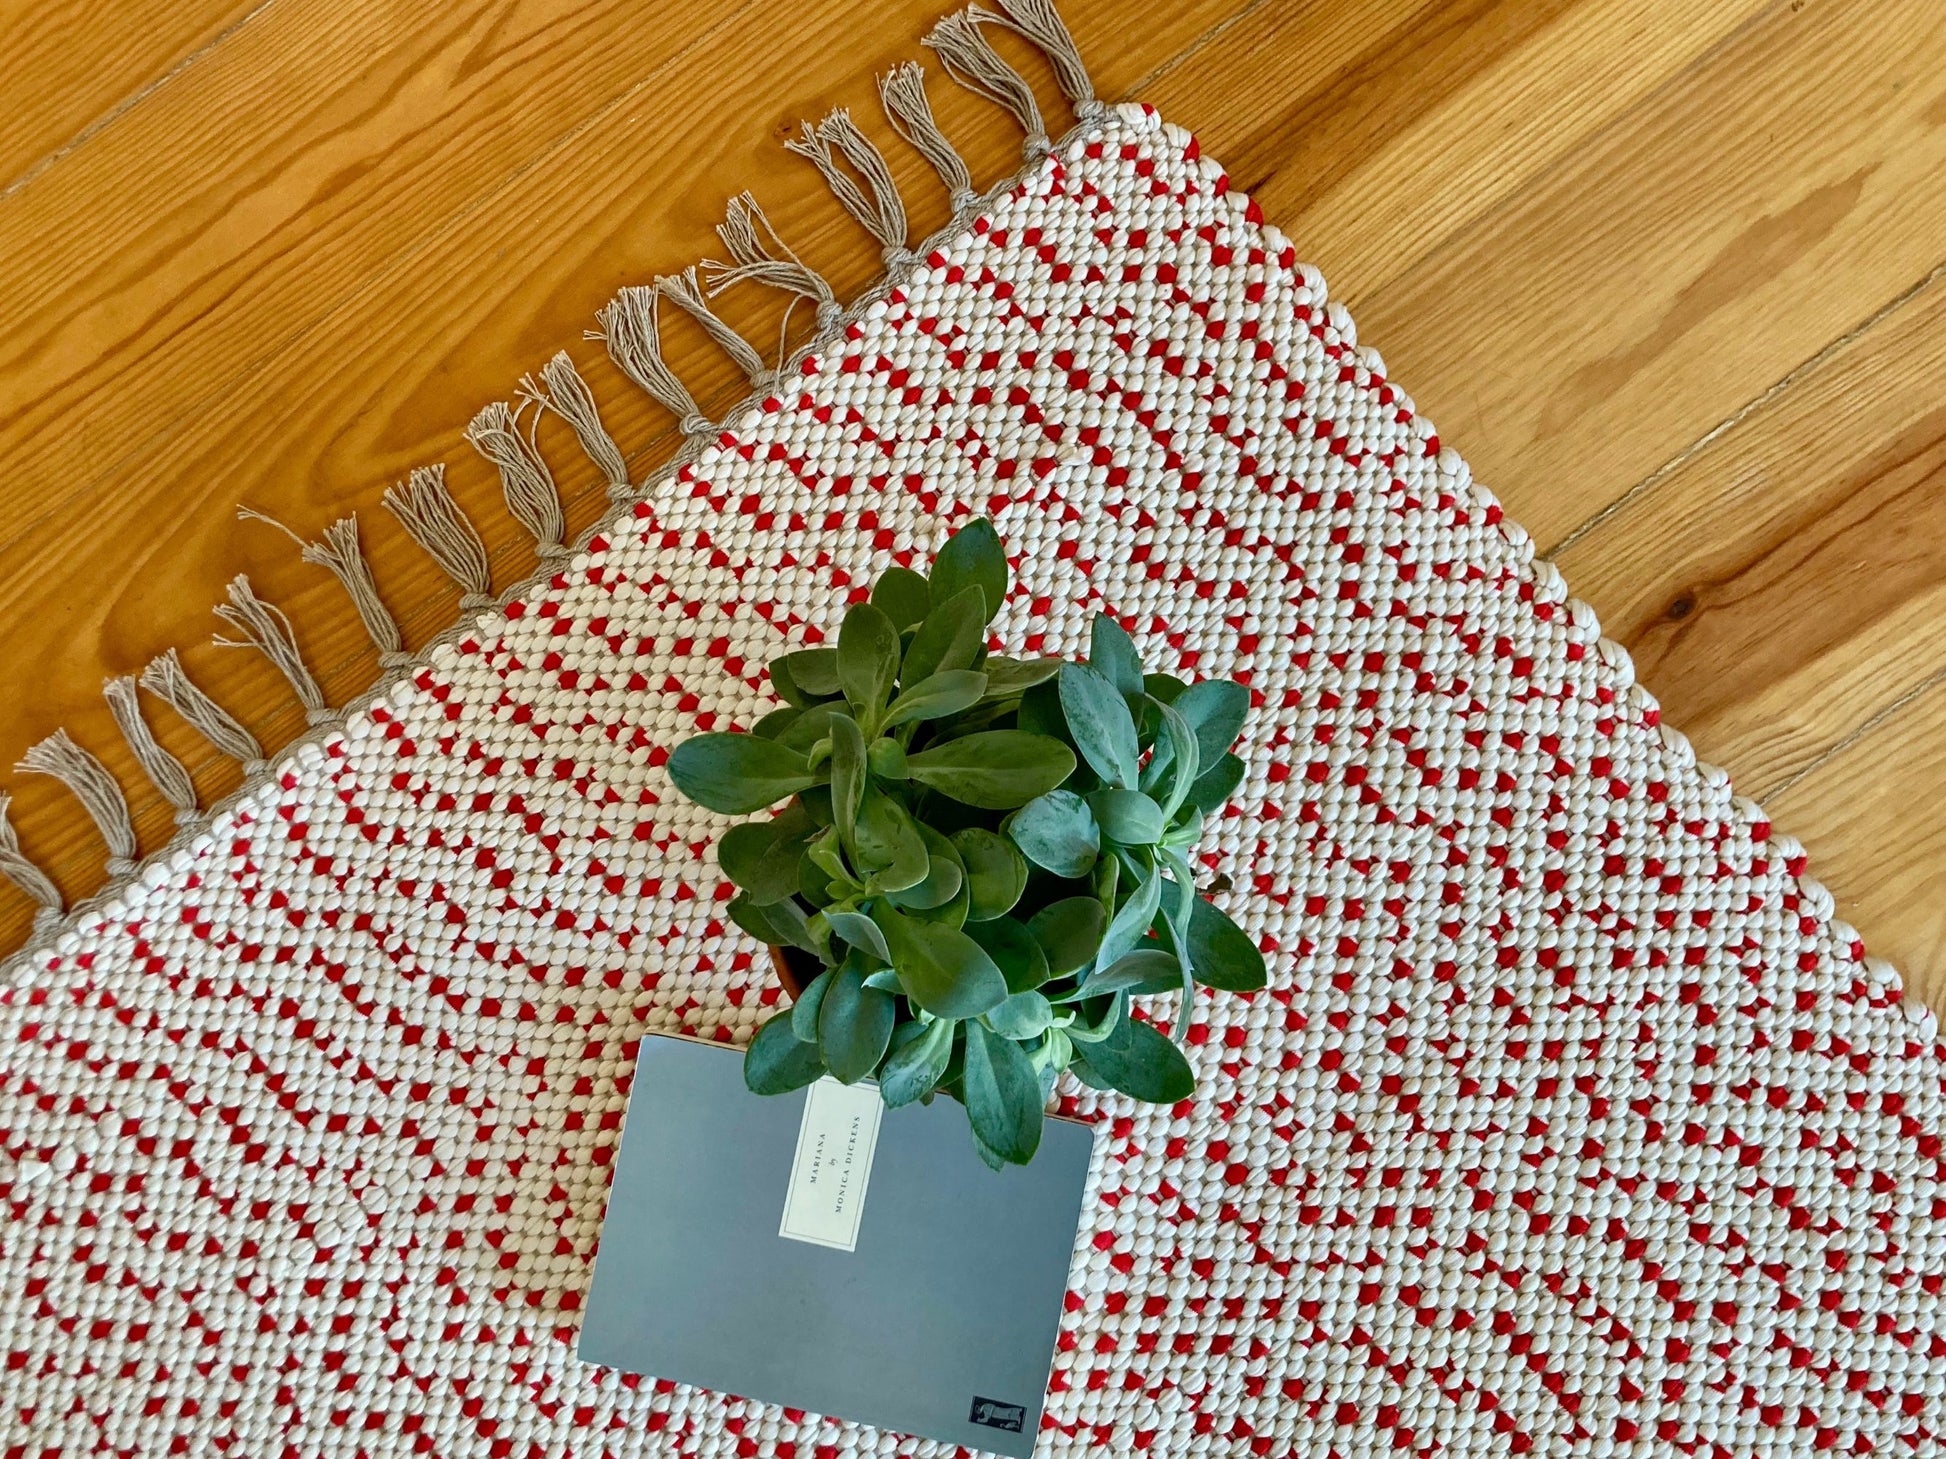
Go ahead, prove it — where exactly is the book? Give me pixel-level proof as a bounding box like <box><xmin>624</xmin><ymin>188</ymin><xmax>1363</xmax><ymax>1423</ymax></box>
<box><xmin>579</xmin><ymin>1033</ymin><xmax>1099</xmax><ymax>1457</ymax></box>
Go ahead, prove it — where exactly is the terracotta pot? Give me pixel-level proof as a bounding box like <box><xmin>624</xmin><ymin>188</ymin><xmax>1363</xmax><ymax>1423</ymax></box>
<box><xmin>767</xmin><ymin>943</ymin><xmax>822</xmax><ymax>1001</ymax></box>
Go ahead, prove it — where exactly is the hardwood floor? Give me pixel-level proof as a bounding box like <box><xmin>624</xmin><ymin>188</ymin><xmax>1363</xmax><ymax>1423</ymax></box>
<box><xmin>4</xmin><ymin>0</ymin><xmax>1944</xmax><ymax>1003</ymax></box>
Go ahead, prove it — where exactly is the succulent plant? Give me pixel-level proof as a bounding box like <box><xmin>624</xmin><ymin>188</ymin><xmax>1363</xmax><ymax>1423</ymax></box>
<box><xmin>667</xmin><ymin>519</ymin><xmax>1265</xmax><ymax>1168</ymax></box>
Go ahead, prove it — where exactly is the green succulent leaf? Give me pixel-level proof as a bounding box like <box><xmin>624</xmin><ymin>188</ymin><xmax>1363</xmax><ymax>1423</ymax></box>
<box><xmin>962</xmin><ymin>1022</ymin><xmax>1043</xmax><ymax>1167</ymax></box>
<box><xmin>1066</xmin><ymin>947</ymin><xmax>1183</xmax><ymax>1000</ymax></box>
<box><xmin>1088</xmin><ymin>787</ymin><xmax>1166</xmax><ymax>846</ymax></box>
<box><xmin>775</xmin><ymin>702</ymin><xmax>846</xmax><ymax>754</ymax></box>
<box><xmin>825</xmin><ymin>910</ymin><xmax>891</xmax><ymax>965</ymax></box>
<box><xmin>1186</xmin><ymin>893</ymin><xmax>1268</xmax><ymax>992</ymax></box>
<box><xmin>1006</xmin><ymin>789</ymin><xmax>1100</xmax><ymax>878</ymax></box>
<box><xmin>791</xmin><ymin>967</ymin><xmax>834</xmax><ymax>1042</ymax></box>
<box><xmin>717</xmin><ymin>813</ymin><xmax>810</xmax><ymax>905</ymax></box>
<box><xmin>1143</xmin><ymin>672</ymin><xmax>1188</xmax><ymax>705</ymax></box>
<box><xmin>1063</xmin><ymin>990</ymin><xmax>1123</xmax><ymax>1043</ymax></box>
<box><xmin>1076</xmin><ymin>1008</ymin><xmax>1196</xmax><ymax>1103</ymax></box>
<box><xmin>774</xmin><ymin>647</ymin><xmax>842</xmax><ymax>701</ymax></box>
<box><xmin>985</xmin><ymin>989</ymin><xmax>1055</xmax><ymax>1040</ymax></box>
<box><xmin>852</xmin><ymin>784</ymin><xmax>931</xmax><ymax>892</ymax></box>
<box><xmin>871</xmin><ymin>907</ymin><xmax>1009</xmax><ymax>1018</ymax></box>
<box><xmin>838</xmin><ymin>602</ymin><xmax>901</xmax><ymax>726</ymax></box>
<box><xmin>1185</xmin><ymin>752</ymin><xmax>1246</xmax><ymax>817</ymax></box>
<box><xmin>744</xmin><ymin>1013</ymin><xmax>828</xmax><ymax>1094</ymax></box>
<box><xmin>904</xmin><ymin>731</ymin><xmax>1076</xmax><ymax>809</ymax></box>
<box><xmin>951</xmin><ymin>828</ymin><xmax>1029</xmax><ymax>921</ymax></box>
<box><xmin>1141</xmin><ymin>699</ymin><xmax>1202</xmax><ymax>818</ymax></box>
<box><xmin>752</xmin><ymin>705</ymin><xmax>800</xmax><ymax>739</ymax></box>
<box><xmin>980</xmin><ymin>656</ymin><xmax>1063</xmax><ymax>699</ymax></box>
<box><xmin>728</xmin><ymin>893</ymin><xmax>821</xmax><ymax>956</ymax></box>
<box><xmin>964</xmin><ymin>915</ymin><xmax>1051</xmax><ymax>993</ymax></box>
<box><xmin>1089</xmin><ymin>614</ymin><xmax>1146</xmax><ymax>700</ymax></box>
<box><xmin>871</xmin><ymin>565</ymin><xmax>932</xmax><ymax>629</ymax></box>
<box><xmin>1059</xmin><ymin>662</ymin><xmax>1141</xmax><ymax>789</ymax></box>
<box><xmin>930</xmin><ymin>518</ymin><xmax>1009</xmax><ymax>625</ymax></box>
<box><xmin>881</xmin><ymin>669</ymin><xmax>989</xmax><ymax>729</ymax></box>
<box><xmin>1028</xmin><ymin>896</ymin><xmax>1107</xmax><ymax>978</ymax></box>
<box><xmin>1174</xmin><ymin>678</ymin><xmax>1252</xmax><ymax>765</ymax></box>
<box><xmin>827</xmin><ymin>713</ymin><xmax>867</xmax><ymax>840</ymax></box>
<box><xmin>885</xmin><ymin>824</ymin><xmax>966</xmax><ymax>911</ymax></box>
<box><xmin>903</xmin><ymin>584</ymin><xmax>987</xmax><ymax>682</ymax></box>
<box><xmin>819</xmin><ymin>963</ymin><xmax>896</xmax><ymax>1084</ymax></box>
<box><xmin>667</xmin><ymin>734</ymin><xmax>818</xmax><ymax>815</ymax></box>
<box><xmin>867</xmin><ymin>738</ymin><xmax>908</xmax><ymax>778</ymax></box>
<box><xmin>878</xmin><ymin>1017</ymin><xmax>954</xmax><ymax>1108</ymax></box>
<box><xmin>1098</xmin><ymin>863</ymin><xmax>1164</xmax><ymax>969</ymax></box>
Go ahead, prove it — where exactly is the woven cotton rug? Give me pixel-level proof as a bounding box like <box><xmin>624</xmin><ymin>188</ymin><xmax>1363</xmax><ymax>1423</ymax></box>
<box><xmin>5</xmin><ymin>9</ymin><xmax>1944</xmax><ymax>1457</ymax></box>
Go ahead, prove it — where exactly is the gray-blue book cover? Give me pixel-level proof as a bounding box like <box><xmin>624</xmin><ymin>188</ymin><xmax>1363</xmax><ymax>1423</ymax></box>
<box><xmin>579</xmin><ymin>1034</ymin><xmax>1099</xmax><ymax>1457</ymax></box>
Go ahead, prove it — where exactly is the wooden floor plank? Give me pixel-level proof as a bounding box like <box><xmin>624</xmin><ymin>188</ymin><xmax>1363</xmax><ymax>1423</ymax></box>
<box><xmin>1769</xmin><ymin>683</ymin><xmax>1946</xmax><ymax>1008</ymax></box>
<box><xmin>1553</xmin><ymin>273</ymin><xmax>1946</xmax><ymax>800</ymax></box>
<box><xmin>1345</xmin><ymin>0</ymin><xmax>1946</xmax><ymax>550</ymax></box>
<box><xmin>0</xmin><ymin>0</ymin><xmax>264</xmax><ymax>188</ymax></box>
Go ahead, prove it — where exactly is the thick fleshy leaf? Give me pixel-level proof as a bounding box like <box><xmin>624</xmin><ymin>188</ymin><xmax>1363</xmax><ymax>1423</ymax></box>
<box><xmin>881</xmin><ymin>670</ymin><xmax>989</xmax><ymax>730</ymax></box>
<box><xmin>1089</xmin><ymin>614</ymin><xmax>1146</xmax><ymax>700</ymax></box>
<box><xmin>1140</xmin><ymin>699</ymin><xmax>1201</xmax><ymax>818</ymax></box>
<box><xmin>930</xmin><ymin>518</ymin><xmax>1009</xmax><ymax>624</ymax></box>
<box><xmin>1187</xmin><ymin>894</ymin><xmax>1268</xmax><ymax>991</ymax></box>
<box><xmin>752</xmin><ymin>705</ymin><xmax>800</xmax><ymax>739</ymax></box>
<box><xmin>872</xmin><ymin>907</ymin><xmax>1009</xmax><ymax>1018</ymax></box>
<box><xmin>775</xmin><ymin>702</ymin><xmax>846</xmax><ymax>754</ymax></box>
<box><xmin>1098</xmin><ymin>864</ymin><xmax>1164</xmax><ymax>969</ymax></box>
<box><xmin>1174</xmin><ymin>678</ymin><xmax>1251</xmax><ymax>764</ymax></box>
<box><xmin>1059</xmin><ymin>662</ymin><xmax>1140</xmax><ymax>789</ymax></box>
<box><xmin>773</xmin><ymin>648</ymin><xmax>841</xmax><ymax>701</ymax></box>
<box><xmin>962</xmin><ymin>1023</ymin><xmax>1043</xmax><ymax>1166</ymax></box>
<box><xmin>819</xmin><ymin>964</ymin><xmax>896</xmax><ymax>1084</ymax></box>
<box><xmin>1143</xmin><ymin>672</ymin><xmax>1188</xmax><ymax>705</ymax></box>
<box><xmin>727</xmin><ymin>893</ymin><xmax>820</xmax><ymax>955</ymax></box>
<box><xmin>667</xmin><ymin>734</ymin><xmax>817</xmax><ymax>814</ymax></box>
<box><xmin>1078</xmin><ymin>1010</ymin><xmax>1196</xmax><ymax>1102</ymax></box>
<box><xmin>825</xmin><ymin>910</ymin><xmax>892</xmax><ymax>965</ymax></box>
<box><xmin>717</xmin><ymin>810</ymin><xmax>812</xmax><ymax>904</ymax></box>
<box><xmin>852</xmin><ymin>785</ymin><xmax>931</xmax><ymax>892</ymax></box>
<box><xmin>980</xmin><ymin>656</ymin><xmax>1062</xmax><ymax>698</ymax></box>
<box><xmin>1028</xmin><ymin>896</ymin><xmax>1107</xmax><ymax>977</ymax></box>
<box><xmin>744</xmin><ymin>1014</ymin><xmax>827</xmax><ymax>1094</ymax></box>
<box><xmin>791</xmin><ymin>968</ymin><xmax>834</xmax><ymax>1042</ymax></box>
<box><xmin>964</xmin><ymin>916</ymin><xmax>1051</xmax><ymax>994</ymax></box>
<box><xmin>885</xmin><ymin>824</ymin><xmax>965</xmax><ymax>911</ymax></box>
<box><xmin>827</xmin><ymin>713</ymin><xmax>867</xmax><ymax>840</ymax></box>
<box><xmin>904</xmin><ymin>731</ymin><xmax>1075</xmax><ymax>809</ymax></box>
<box><xmin>871</xmin><ymin>566</ymin><xmax>931</xmax><ymax>629</ymax></box>
<box><xmin>867</xmin><ymin>737</ymin><xmax>907</xmax><ymax>778</ymax></box>
<box><xmin>952</xmin><ymin>828</ymin><xmax>1028</xmax><ymax>921</ymax></box>
<box><xmin>838</xmin><ymin>602</ymin><xmax>901</xmax><ymax>724</ymax></box>
<box><xmin>1089</xmin><ymin>787</ymin><xmax>1166</xmax><ymax>846</ymax></box>
<box><xmin>878</xmin><ymin>1018</ymin><xmax>954</xmax><ymax>1107</ymax></box>
<box><xmin>1006</xmin><ymin>789</ymin><xmax>1099</xmax><ymax>877</ymax></box>
<box><xmin>1066</xmin><ymin>947</ymin><xmax>1182</xmax><ymax>1000</ymax></box>
<box><xmin>1185</xmin><ymin>752</ymin><xmax>1246</xmax><ymax>816</ymax></box>
<box><xmin>902</xmin><ymin>584</ymin><xmax>987</xmax><ymax>682</ymax></box>
<box><xmin>984</xmin><ymin>989</ymin><xmax>1054</xmax><ymax>1040</ymax></box>
<box><xmin>1062</xmin><ymin>990</ymin><xmax>1122</xmax><ymax>1044</ymax></box>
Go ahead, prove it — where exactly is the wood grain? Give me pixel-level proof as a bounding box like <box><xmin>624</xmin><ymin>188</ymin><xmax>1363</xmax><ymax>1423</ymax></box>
<box><xmin>4</xmin><ymin>0</ymin><xmax>1946</xmax><ymax>1016</ymax></box>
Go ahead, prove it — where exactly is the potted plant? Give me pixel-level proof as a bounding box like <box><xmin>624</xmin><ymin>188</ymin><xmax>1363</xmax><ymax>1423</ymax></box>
<box><xmin>666</xmin><ymin>519</ymin><xmax>1265</xmax><ymax>1168</ymax></box>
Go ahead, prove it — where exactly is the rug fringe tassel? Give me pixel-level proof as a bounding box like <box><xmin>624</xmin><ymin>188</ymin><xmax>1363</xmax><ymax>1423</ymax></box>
<box><xmin>0</xmin><ymin>793</ymin><xmax>62</xmax><ymax>929</ymax></box>
<box><xmin>657</xmin><ymin>267</ymin><xmax>769</xmax><ymax>388</ymax></box>
<box><xmin>104</xmin><ymin>677</ymin><xmax>199</xmax><ymax>824</ymax></box>
<box><xmin>212</xmin><ymin>575</ymin><xmax>335</xmax><ymax>727</ymax></box>
<box><xmin>521</xmin><ymin>352</ymin><xmax>634</xmax><ymax>504</ymax></box>
<box><xmin>878</xmin><ymin>62</ymin><xmax>977</xmax><ymax>210</ymax></box>
<box><xmin>924</xmin><ymin>10</ymin><xmax>1047</xmax><ymax>156</ymax></box>
<box><xmin>17</xmin><ymin>730</ymin><xmax>140</xmax><ymax>878</ymax></box>
<box><xmin>240</xmin><ymin>508</ymin><xmax>410</xmax><ymax>669</ymax></box>
<box><xmin>139</xmin><ymin>648</ymin><xmax>268</xmax><ymax>773</ymax></box>
<box><xmin>705</xmin><ymin>193</ymin><xmax>843</xmax><ymax>340</ymax></box>
<box><xmin>591</xmin><ymin>287</ymin><xmax>714</xmax><ymax>438</ymax></box>
<box><xmin>785</xmin><ymin>111</ymin><xmax>912</xmax><ymax>270</ymax></box>
<box><xmin>466</xmin><ymin>401</ymin><xmax>570</xmax><ymax>564</ymax></box>
<box><xmin>382</xmin><ymin>465</ymin><xmax>495</xmax><ymax>610</ymax></box>
<box><xmin>973</xmin><ymin>0</ymin><xmax>1099</xmax><ymax>118</ymax></box>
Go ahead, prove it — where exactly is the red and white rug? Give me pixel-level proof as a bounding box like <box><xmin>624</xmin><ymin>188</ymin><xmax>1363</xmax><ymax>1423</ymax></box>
<box><xmin>4</xmin><ymin>12</ymin><xmax>1942</xmax><ymax>1456</ymax></box>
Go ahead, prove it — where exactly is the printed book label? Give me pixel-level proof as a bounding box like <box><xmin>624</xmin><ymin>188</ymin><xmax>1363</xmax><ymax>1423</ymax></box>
<box><xmin>778</xmin><ymin>1077</ymin><xmax>884</xmax><ymax>1252</ymax></box>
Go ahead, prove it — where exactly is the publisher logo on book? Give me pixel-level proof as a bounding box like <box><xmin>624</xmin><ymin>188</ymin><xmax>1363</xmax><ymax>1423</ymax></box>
<box><xmin>968</xmin><ymin>1396</ymin><xmax>1026</xmax><ymax>1433</ymax></box>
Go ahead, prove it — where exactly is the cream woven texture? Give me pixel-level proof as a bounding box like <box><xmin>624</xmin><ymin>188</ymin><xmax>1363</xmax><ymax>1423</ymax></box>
<box><xmin>4</xmin><ymin>104</ymin><xmax>1941</xmax><ymax>1458</ymax></box>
